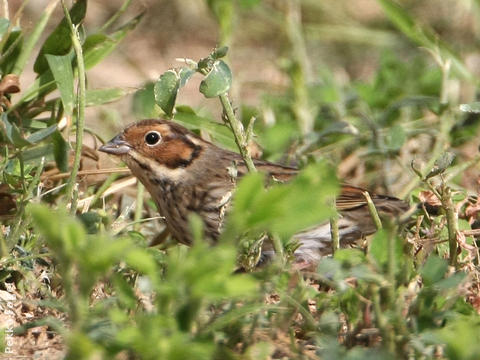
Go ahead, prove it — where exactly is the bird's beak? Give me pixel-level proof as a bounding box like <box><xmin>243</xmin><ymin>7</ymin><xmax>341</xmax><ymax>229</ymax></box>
<box><xmin>99</xmin><ymin>134</ymin><xmax>131</xmax><ymax>155</ymax></box>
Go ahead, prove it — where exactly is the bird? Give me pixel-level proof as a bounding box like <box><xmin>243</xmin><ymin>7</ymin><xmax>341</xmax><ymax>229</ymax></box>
<box><xmin>99</xmin><ymin>119</ymin><xmax>408</xmax><ymax>266</ymax></box>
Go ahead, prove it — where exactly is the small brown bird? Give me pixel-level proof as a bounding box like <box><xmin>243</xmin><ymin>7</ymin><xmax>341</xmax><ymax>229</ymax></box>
<box><xmin>99</xmin><ymin>119</ymin><xmax>408</xmax><ymax>265</ymax></box>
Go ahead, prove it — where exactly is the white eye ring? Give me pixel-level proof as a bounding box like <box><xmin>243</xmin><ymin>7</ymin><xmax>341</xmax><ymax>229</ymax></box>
<box><xmin>144</xmin><ymin>131</ymin><xmax>162</xmax><ymax>146</ymax></box>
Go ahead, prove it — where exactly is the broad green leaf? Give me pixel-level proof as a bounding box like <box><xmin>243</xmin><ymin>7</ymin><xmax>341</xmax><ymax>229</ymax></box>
<box><xmin>227</xmin><ymin>162</ymin><xmax>337</xmax><ymax>239</ymax></box>
<box><xmin>433</xmin><ymin>316</ymin><xmax>480</xmax><ymax>360</ymax></box>
<box><xmin>52</xmin><ymin>130</ymin><xmax>69</xmax><ymax>172</ymax></box>
<box><xmin>46</xmin><ymin>54</ymin><xmax>74</xmax><ymax>116</ymax></box>
<box><xmin>174</xmin><ymin>107</ymin><xmax>236</xmax><ymax>150</ymax></box>
<box><xmin>82</xmin><ymin>33</ymin><xmax>112</xmax><ymax>69</ymax></box>
<box><xmin>154</xmin><ymin>70</ymin><xmax>180</xmax><ymax>117</ymax></box>
<box><xmin>178</xmin><ymin>67</ymin><xmax>195</xmax><ymax>87</ymax></box>
<box><xmin>1</xmin><ymin>114</ymin><xmax>31</xmax><ymax>147</ymax></box>
<box><xmin>22</xmin><ymin>144</ymin><xmax>54</xmax><ymax>163</ymax></box>
<box><xmin>199</xmin><ymin>60</ymin><xmax>232</xmax><ymax>98</ymax></box>
<box><xmin>83</xmin><ymin>13</ymin><xmax>143</xmax><ymax>70</ymax></box>
<box><xmin>132</xmin><ymin>82</ymin><xmax>160</xmax><ymax>118</ymax></box>
<box><xmin>29</xmin><ymin>204</ymin><xmax>87</xmax><ymax>256</ymax></box>
<box><xmin>426</xmin><ymin>151</ymin><xmax>456</xmax><ymax>179</ymax></box>
<box><xmin>369</xmin><ymin>228</ymin><xmax>404</xmax><ymax>272</ymax></box>
<box><xmin>125</xmin><ymin>249</ymin><xmax>158</xmax><ymax>277</ymax></box>
<box><xmin>26</xmin><ymin>124</ymin><xmax>57</xmax><ymax>144</ymax></box>
<box><xmin>435</xmin><ymin>272</ymin><xmax>466</xmax><ymax>290</ymax></box>
<box><xmin>334</xmin><ymin>249</ymin><xmax>366</xmax><ymax>266</ymax></box>
<box><xmin>85</xmin><ymin>87</ymin><xmax>134</xmax><ymax>107</ymax></box>
<box><xmin>420</xmin><ymin>255</ymin><xmax>448</xmax><ymax>286</ymax></box>
<box><xmin>232</xmin><ymin>172</ymin><xmax>264</xmax><ymax>214</ymax></box>
<box><xmin>212</xmin><ymin>46</ymin><xmax>229</xmax><ymax>59</ymax></box>
<box><xmin>15</xmin><ymin>70</ymin><xmax>56</xmax><ymax>105</ymax></box>
<box><xmin>33</xmin><ymin>0</ymin><xmax>87</xmax><ymax>74</ymax></box>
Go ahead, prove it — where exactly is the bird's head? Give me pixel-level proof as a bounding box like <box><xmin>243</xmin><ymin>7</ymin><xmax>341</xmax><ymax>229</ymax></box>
<box><xmin>99</xmin><ymin>119</ymin><xmax>204</xmax><ymax>173</ymax></box>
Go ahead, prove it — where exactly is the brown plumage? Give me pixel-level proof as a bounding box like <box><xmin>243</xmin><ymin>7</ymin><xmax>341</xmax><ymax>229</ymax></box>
<box><xmin>99</xmin><ymin>119</ymin><xmax>408</xmax><ymax>265</ymax></box>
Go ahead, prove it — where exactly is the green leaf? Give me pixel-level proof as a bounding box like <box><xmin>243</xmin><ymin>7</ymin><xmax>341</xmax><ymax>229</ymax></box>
<box><xmin>52</xmin><ymin>131</ymin><xmax>69</xmax><ymax>172</ymax></box>
<box><xmin>83</xmin><ymin>13</ymin><xmax>143</xmax><ymax>70</ymax></box>
<box><xmin>174</xmin><ymin>107</ymin><xmax>237</xmax><ymax>150</ymax></box>
<box><xmin>15</xmin><ymin>71</ymin><xmax>56</xmax><ymax>105</ymax></box>
<box><xmin>420</xmin><ymin>255</ymin><xmax>448</xmax><ymax>286</ymax></box>
<box><xmin>26</xmin><ymin>124</ymin><xmax>57</xmax><ymax>144</ymax></box>
<box><xmin>426</xmin><ymin>151</ymin><xmax>456</xmax><ymax>179</ymax></box>
<box><xmin>227</xmin><ymin>162</ymin><xmax>338</xmax><ymax>239</ymax></box>
<box><xmin>132</xmin><ymin>82</ymin><xmax>160</xmax><ymax>118</ymax></box>
<box><xmin>78</xmin><ymin>212</ymin><xmax>102</xmax><ymax>234</ymax></box>
<box><xmin>33</xmin><ymin>0</ymin><xmax>87</xmax><ymax>74</ymax></box>
<box><xmin>125</xmin><ymin>249</ymin><xmax>158</xmax><ymax>277</ymax></box>
<box><xmin>233</xmin><ymin>172</ymin><xmax>265</xmax><ymax>214</ymax></box>
<box><xmin>85</xmin><ymin>87</ymin><xmax>134</xmax><ymax>107</ymax></box>
<box><xmin>1</xmin><ymin>114</ymin><xmax>31</xmax><ymax>147</ymax></box>
<box><xmin>432</xmin><ymin>316</ymin><xmax>480</xmax><ymax>360</ymax></box>
<box><xmin>178</xmin><ymin>67</ymin><xmax>195</xmax><ymax>87</ymax></box>
<box><xmin>154</xmin><ymin>70</ymin><xmax>180</xmax><ymax>117</ymax></box>
<box><xmin>82</xmin><ymin>34</ymin><xmax>112</xmax><ymax>69</ymax></box>
<box><xmin>199</xmin><ymin>60</ymin><xmax>232</xmax><ymax>98</ymax></box>
<box><xmin>29</xmin><ymin>204</ymin><xmax>87</xmax><ymax>256</ymax></box>
<box><xmin>334</xmin><ymin>249</ymin><xmax>366</xmax><ymax>266</ymax></box>
<box><xmin>369</xmin><ymin>229</ymin><xmax>403</xmax><ymax>271</ymax></box>
<box><xmin>212</xmin><ymin>46</ymin><xmax>229</xmax><ymax>59</ymax></box>
<box><xmin>22</xmin><ymin>144</ymin><xmax>54</xmax><ymax>163</ymax></box>
<box><xmin>46</xmin><ymin>54</ymin><xmax>74</xmax><ymax>116</ymax></box>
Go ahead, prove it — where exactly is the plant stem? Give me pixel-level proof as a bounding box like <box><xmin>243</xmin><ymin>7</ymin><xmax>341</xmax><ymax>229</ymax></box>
<box><xmin>0</xmin><ymin>225</ymin><xmax>6</xmax><ymax>259</ymax></box>
<box><xmin>363</xmin><ymin>191</ymin><xmax>383</xmax><ymax>230</ymax></box>
<box><xmin>61</xmin><ymin>0</ymin><xmax>86</xmax><ymax>213</ymax></box>
<box><xmin>218</xmin><ymin>93</ymin><xmax>256</xmax><ymax>172</ymax></box>
<box><xmin>387</xmin><ymin>223</ymin><xmax>397</xmax><ymax>302</ymax></box>
<box><xmin>442</xmin><ymin>184</ymin><xmax>458</xmax><ymax>267</ymax></box>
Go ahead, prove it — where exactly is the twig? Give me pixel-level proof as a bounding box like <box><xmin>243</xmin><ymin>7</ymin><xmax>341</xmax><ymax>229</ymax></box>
<box><xmin>330</xmin><ymin>200</ymin><xmax>339</xmax><ymax>254</ymax></box>
<box><xmin>442</xmin><ymin>184</ymin><xmax>458</xmax><ymax>266</ymax></box>
<box><xmin>363</xmin><ymin>191</ymin><xmax>383</xmax><ymax>230</ymax></box>
<box><xmin>41</xmin><ymin>167</ymin><xmax>131</xmax><ymax>181</ymax></box>
<box><xmin>219</xmin><ymin>93</ymin><xmax>256</xmax><ymax>172</ymax></box>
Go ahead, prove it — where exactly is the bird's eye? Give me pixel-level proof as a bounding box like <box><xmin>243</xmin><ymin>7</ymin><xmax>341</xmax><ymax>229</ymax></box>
<box><xmin>145</xmin><ymin>131</ymin><xmax>161</xmax><ymax>146</ymax></box>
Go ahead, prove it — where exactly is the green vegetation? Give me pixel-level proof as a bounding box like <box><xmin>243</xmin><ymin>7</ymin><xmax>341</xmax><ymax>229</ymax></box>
<box><xmin>1</xmin><ymin>0</ymin><xmax>480</xmax><ymax>359</ymax></box>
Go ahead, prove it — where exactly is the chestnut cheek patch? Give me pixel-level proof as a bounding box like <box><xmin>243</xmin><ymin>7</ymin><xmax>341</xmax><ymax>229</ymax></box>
<box><xmin>153</xmin><ymin>137</ymin><xmax>202</xmax><ymax>169</ymax></box>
